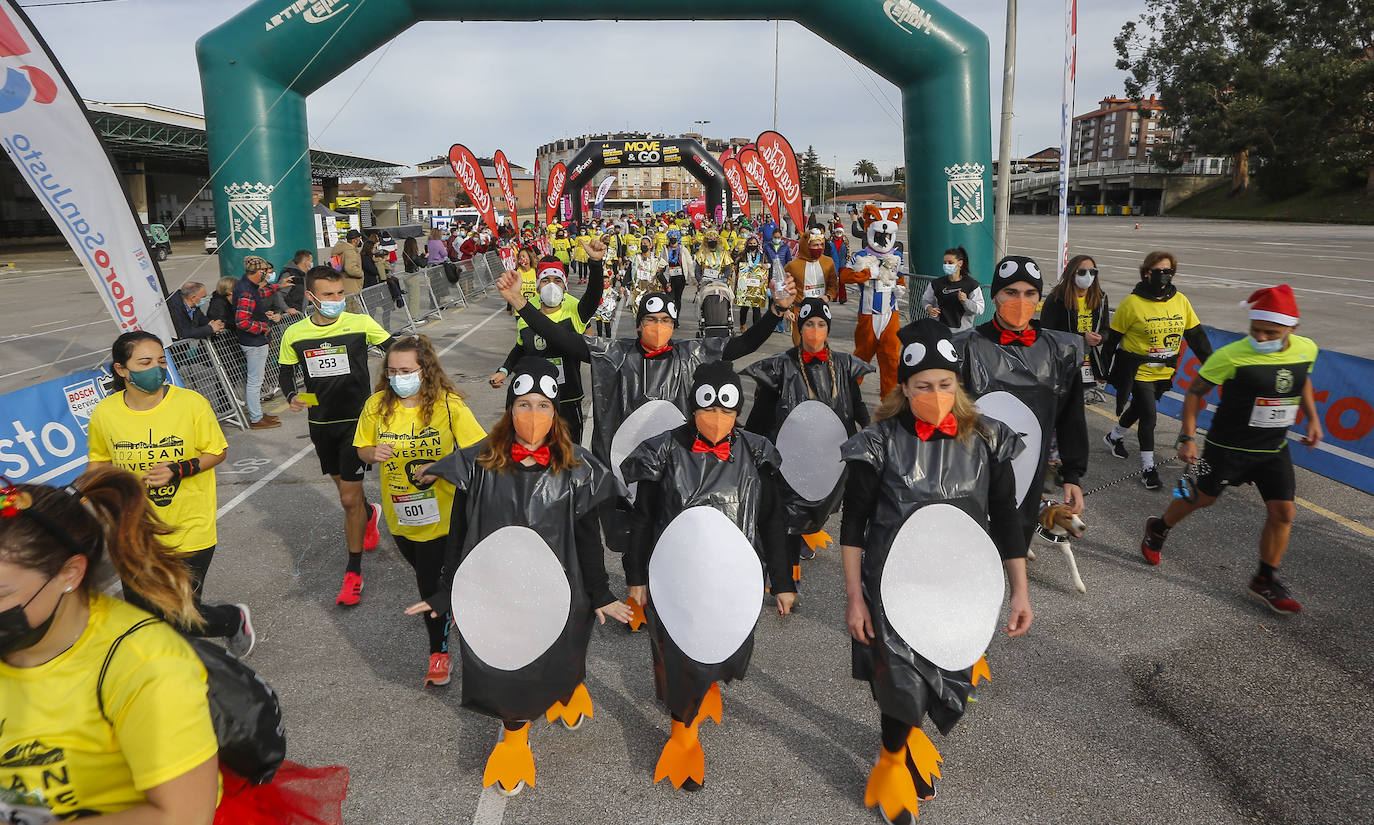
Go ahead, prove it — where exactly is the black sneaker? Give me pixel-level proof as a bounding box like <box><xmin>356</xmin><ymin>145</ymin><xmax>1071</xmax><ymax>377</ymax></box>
<box><xmin>1248</xmin><ymin>576</ymin><xmax>1302</xmax><ymax>614</ymax></box>
<box><xmin>1141</xmin><ymin>467</ymin><xmax>1162</xmax><ymax>490</ymax></box>
<box><xmin>1104</xmin><ymin>433</ymin><xmax>1128</xmax><ymax>459</ymax></box>
<box><xmin>1141</xmin><ymin>517</ymin><xmax>1169</xmax><ymax>565</ymax></box>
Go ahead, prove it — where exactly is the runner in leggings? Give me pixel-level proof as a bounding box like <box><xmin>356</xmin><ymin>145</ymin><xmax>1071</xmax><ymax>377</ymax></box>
<box><xmin>1101</xmin><ymin>251</ymin><xmax>1212</xmax><ymax>490</ymax></box>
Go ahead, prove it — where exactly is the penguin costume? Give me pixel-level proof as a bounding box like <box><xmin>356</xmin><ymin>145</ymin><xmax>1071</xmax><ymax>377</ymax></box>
<box><xmin>620</xmin><ymin>360</ymin><xmax>796</xmax><ymax>790</ymax></box>
<box><xmin>952</xmin><ymin>255</ymin><xmax>1088</xmax><ymax>547</ymax></box>
<box><xmin>742</xmin><ymin>297</ymin><xmax>875</xmax><ymax>579</ymax></box>
<box><xmin>419</xmin><ymin>357</ymin><xmax>632</xmax><ymax>796</ymax></box>
<box><xmin>840</xmin><ymin>319</ymin><xmax>1031</xmax><ymax>823</ymax></box>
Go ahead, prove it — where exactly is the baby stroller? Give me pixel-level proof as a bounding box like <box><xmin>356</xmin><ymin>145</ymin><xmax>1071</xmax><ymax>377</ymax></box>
<box><xmin>697</xmin><ymin>274</ymin><xmax>735</xmax><ymax>338</ymax></box>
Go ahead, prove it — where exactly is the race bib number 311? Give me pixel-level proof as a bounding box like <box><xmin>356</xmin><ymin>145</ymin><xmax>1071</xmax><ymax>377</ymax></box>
<box><xmin>1249</xmin><ymin>396</ymin><xmax>1299</xmax><ymax>429</ymax></box>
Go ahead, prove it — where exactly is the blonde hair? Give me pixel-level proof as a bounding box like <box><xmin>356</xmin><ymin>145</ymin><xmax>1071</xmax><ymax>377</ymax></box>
<box><xmin>874</xmin><ymin>381</ymin><xmax>987</xmax><ymax>445</ymax></box>
<box><xmin>215</xmin><ymin>276</ymin><xmax>237</xmax><ymax>297</ymax></box>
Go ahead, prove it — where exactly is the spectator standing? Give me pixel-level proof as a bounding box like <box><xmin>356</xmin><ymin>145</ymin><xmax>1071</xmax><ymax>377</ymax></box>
<box><xmin>206</xmin><ymin>276</ymin><xmax>236</xmax><ymax>327</ymax></box>
<box><xmin>169</xmin><ymin>281</ymin><xmax>224</xmax><ymax>340</ymax></box>
<box><xmin>232</xmin><ymin>254</ymin><xmax>287</xmax><ymax>429</ymax></box>
<box><xmin>360</xmin><ymin>238</ymin><xmax>383</xmax><ymax>290</ymax></box>
<box><xmin>277</xmin><ymin>249</ymin><xmax>313</xmax><ymax>315</ymax></box>
<box><xmin>329</xmin><ymin>229</ymin><xmax>365</xmax><ymax>294</ymax></box>
<box><xmin>427</xmin><ymin>228</ymin><xmax>449</xmax><ymax>265</ymax></box>
<box><xmin>402</xmin><ymin>237</ymin><xmax>426</xmax><ymax>273</ymax></box>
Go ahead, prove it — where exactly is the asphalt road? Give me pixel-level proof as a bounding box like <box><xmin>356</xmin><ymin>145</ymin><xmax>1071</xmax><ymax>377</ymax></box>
<box><xmin>2</xmin><ymin>224</ymin><xmax>1372</xmax><ymax>824</ymax></box>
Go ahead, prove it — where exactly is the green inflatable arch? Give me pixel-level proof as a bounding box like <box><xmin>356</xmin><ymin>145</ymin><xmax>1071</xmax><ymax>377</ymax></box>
<box><xmin>197</xmin><ymin>0</ymin><xmax>991</xmax><ymax>283</ymax></box>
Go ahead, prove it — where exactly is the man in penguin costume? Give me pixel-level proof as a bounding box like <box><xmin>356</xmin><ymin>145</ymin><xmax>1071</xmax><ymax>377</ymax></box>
<box><xmin>840</xmin><ymin>319</ymin><xmax>1032</xmax><ymax>823</ymax></box>
<box><xmin>953</xmin><ymin>255</ymin><xmax>1088</xmax><ymax>546</ymax></box>
<box><xmin>742</xmin><ymin>297</ymin><xmax>875</xmax><ymax>576</ymax></box>
<box><xmin>409</xmin><ymin>357</ymin><xmax>633</xmax><ymax>796</ymax></box>
<box><xmin>620</xmin><ymin>360</ymin><xmax>797</xmax><ymax>790</ymax></box>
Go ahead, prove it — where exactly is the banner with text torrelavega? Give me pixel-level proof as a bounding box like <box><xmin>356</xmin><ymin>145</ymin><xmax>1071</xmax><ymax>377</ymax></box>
<box><xmin>0</xmin><ymin>1</ymin><xmax>174</xmax><ymax>343</ymax></box>
<box><xmin>545</xmin><ymin>161</ymin><xmax>567</xmax><ymax>226</ymax></box>
<box><xmin>736</xmin><ymin>144</ymin><xmax>782</xmax><ymax>228</ymax></box>
<box><xmin>755</xmin><ymin>131</ymin><xmax>804</xmax><ymax>233</ymax></box>
<box><xmin>447</xmin><ymin>143</ymin><xmax>500</xmax><ymax>237</ymax></box>
<box><xmin>493</xmin><ymin>149</ymin><xmax>519</xmax><ymax>228</ymax></box>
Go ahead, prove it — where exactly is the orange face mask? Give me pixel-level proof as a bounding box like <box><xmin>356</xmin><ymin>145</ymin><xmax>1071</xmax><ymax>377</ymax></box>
<box><xmin>801</xmin><ymin>327</ymin><xmax>828</xmax><ymax>353</ymax></box>
<box><xmin>996</xmin><ymin>297</ymin><xmax>1037</xmax><ymax>329</ymax></box>
<box><xmin>694</xmin><ymin>409</ymin><xmax>736</xmax><ymax>444</ymax></box>
<box><xmin>640</xmin><ymin>323</ymin><xmax>672</xmax><ymax>351</ymax></box>
<box><xmin>512</xmin><ymin>410</ymin><xmax>554</xmax><ymax>446</ymax></box>
<box><xmin>909</xmin><ymin>390</ymin><xmax>956</xmax><ymax>425</ymax></box>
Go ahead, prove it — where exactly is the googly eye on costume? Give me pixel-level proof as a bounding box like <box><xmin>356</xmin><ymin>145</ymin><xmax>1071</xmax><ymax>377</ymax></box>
<box><xmin>511</xmin><ymin>374</ymin><xmax>534</xmax><ymax>395</ymax></box>
<box><xmin>822</xmin><ymin>305</ymin><xmax>832</xmax><ymax>320</ymax></box>
<box><xmin>665</xmin><ymin>301</ymin><xmax>678</xmax><ymax>320</ymax></box>
<box><xmin>997</xmin><ymin>259</ymin><xmax>1019</xmax><ymax>279</ymax></box>
<box><xmin>695</xmin><ymin>385</ymin><xmax>717</xmax><ymax>408</ymax></box>
<box><xmin>799</xmin><ymin>304</ymin><xmax>812</xmax><ymax>319</ymax></box>
<box><xmin>716</xmin><ymin>385</ymin><xmax>740</xmax><ymax>409</ymax></box>
<box><xmin>538</xmin><ymin>375</ymin><xmax>559</xmax><ymax>398</ymax></box>
<box><xmin>645</xmin><ymin>296</ymin><xmax>664</xmax><ymax>313</ymax></box>
<box><xmin>902</xmin><ymin>342</ymin><xmax>927</xmax><ymax>366</ymax></box>
<box><xmin>1025</xmin><ymin>261</ymin><xmax>1042</xmax><ymax>280</ymax></box>
<box><xmin>937</xmin><ymin>339</ymin><xmax>959</xmax><ymax>362</ymax></box>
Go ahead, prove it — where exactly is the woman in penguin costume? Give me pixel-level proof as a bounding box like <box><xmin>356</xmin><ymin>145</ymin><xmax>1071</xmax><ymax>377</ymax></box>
<box><xmin>741</xmin><ymin>296</ymin><xmax>875</xmax><ymax>582</ymax></box>
<box><xmin>620</xmin><ymin>360</ymin><xmax>797</xmax><ymax>791</ymax></box>
<box><xmin>952</xmin><ymin>255</ymin><xmax>1089</xmax><ymax>547</ymax></box>
<box><xmin>404</xmin><ymin>357</ymin><xmax>634</xmax><ymax>796</ymax></box>
<box><xmin>840</xmin><ymin>318</ymin><xmax>1033</xmax><ymax>824</ymax></box>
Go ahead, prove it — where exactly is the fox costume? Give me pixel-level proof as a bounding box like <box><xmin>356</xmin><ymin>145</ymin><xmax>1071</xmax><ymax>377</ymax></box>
<box><xmin>840</xmin><ymin>205</ymin><xmax>907</xmax><ymax>397</ymax></box>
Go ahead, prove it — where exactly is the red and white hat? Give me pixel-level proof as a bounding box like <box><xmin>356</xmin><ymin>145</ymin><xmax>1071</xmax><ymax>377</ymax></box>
<box><xmin>536</xmin><ymin>260</ymin><xmax>567</xmax><ymax>285</ymax></box>
<box><xmin>1243</xmin><ymin>284</ymin><xmax>1300</xmax><ymax>326</ymax></box>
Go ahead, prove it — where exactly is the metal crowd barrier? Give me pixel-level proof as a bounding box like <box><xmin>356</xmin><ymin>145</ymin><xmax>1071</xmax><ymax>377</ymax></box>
<box><xmin>166</xmin><ymin>337</ymin><xmax>249</xmax><ymax>431</ymax></box>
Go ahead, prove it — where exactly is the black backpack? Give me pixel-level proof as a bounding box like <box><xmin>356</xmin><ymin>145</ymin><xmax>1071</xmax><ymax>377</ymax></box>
<box><xmin>98</xmin><ymin>617</ymin><xmax>286</xmax><ymax>784</ymax></box>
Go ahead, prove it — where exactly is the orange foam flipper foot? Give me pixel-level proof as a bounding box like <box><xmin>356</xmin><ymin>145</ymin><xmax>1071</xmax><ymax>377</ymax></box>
<box><xmin>482</xmin><ymin>723</ymin><xmax>535</xmax><ymax>792</ymax></box>
<box><xmin>693</xmin><ymin>682</ymin><xmax>722</xmax><ymax>726</ymax></box>
<box><xmin>971</xmin><ymin>655</ymin><xmax>991</xmax><ymax>686</ymax></box>
<box><xmin>545</xmin><ymin>682</ymin><xmax>595</xmax><ymax>727</ymax></box>
<box><xmin>802</xmin><ymin>530</ymin><xmax>832</xmax><ymax>552</ymax></box>
<box><xmin>905</xmin><ymin>728</ymin><xmax>943</xmax><ymax>786</ymax></box>
<box><xmin>864</xmin><ymin>746</ymin><xmax>920</xmax><ymax>822</ymax></box>
<box><xmin>653</xmin><ymin>719</ymin><xmax>705</xmax><ymax>788</ymax></box>
<box><xmin>627</xmin><ymin>596</ymin><xmax>646</xmax><ymax>632</ymax></box>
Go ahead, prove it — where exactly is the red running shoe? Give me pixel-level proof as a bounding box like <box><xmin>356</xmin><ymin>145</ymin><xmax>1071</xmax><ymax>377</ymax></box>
<box><xmin>1140</xmin><ymin>517</ymin><xmax>1168</xmax><ymax>565</ymax></box>
<box><xmin>363</xmin><ymin>502</ymin><xmax>381</xmax><ymax>551</ymax></box>
<box><xmin>1248</xmin><ymin>576</ymin><xmax>1302</xmax><ymax>614</ymax></box>
<box><xmin>425</xmin><ymin>652</ymin><xmax>452</xmax><ymax>687</ymax></box>
<box><xmin>336</xmin><ymin>571</ymin><xmax>363</xmax><ymax>606</ymax></box>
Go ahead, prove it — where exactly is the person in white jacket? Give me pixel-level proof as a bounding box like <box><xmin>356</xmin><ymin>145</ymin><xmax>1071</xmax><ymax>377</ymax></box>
<box><xmin>657</xmin><ymin>229</ymin><xmax>695</xmax><ymax>308</ymax></box>
<box><xmin>919</xmin><ymin>246</ymin><xmax>984</xmax><ymax>332</ymax></box>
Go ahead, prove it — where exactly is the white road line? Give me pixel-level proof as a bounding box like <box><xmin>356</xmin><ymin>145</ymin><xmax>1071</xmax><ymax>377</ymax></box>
<box><xmin>470</xmin><ymin>786</ymin><xmax>508</xmax><ymax>825</ymax></box>
<box><xmin>216</xmin><ymin>445</ymin><xmax>313</xmax><ymax>518</ymax></box>
<box><xmin>438</xmin><ymin>307</ymin><xmax>504</xmax><ymax>357</ymax></box>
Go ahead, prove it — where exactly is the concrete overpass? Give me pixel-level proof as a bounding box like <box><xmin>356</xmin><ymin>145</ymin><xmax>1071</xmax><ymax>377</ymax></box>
<box><xmin>1005</xmin><ymin>157</ymin><xmax>1233</xmax><ymax>216</ymax></box>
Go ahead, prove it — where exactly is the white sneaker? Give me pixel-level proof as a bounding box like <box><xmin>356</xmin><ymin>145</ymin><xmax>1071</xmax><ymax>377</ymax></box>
<box><xmin>227</xmin><ymin>604</ymin><xmax>255</xmax><ymax>658</ymax></box>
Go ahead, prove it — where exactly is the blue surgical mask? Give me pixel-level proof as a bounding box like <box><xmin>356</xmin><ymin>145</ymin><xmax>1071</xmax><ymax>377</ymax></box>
<box><xmin>390</xmin><ymin>371</ymin><xmax>422</xmax><ymax>398</ymax></box>
<box><xmin>197</xmin><ymin>296</ymin><xmax>210</xmax><ymax>312</ymax></box>
<box><xmin>1248</xmin><ymin>335</ymin><xmax>1284</xmax><ymax>354</ymax></box>
<box><xmin>127</xmin><ymin>365</ymin><xmax>167</xmax><ymax>393</ymax></box>
<box><xmin>318</xmin><ymin>299</ymin><xmax>346</xmax><ymax>319</ymax></box>
<box><xmin>266</xmin><ymin>271</ymin><xmax>279</xmax><ymax>284</ymax></box>
<box><xmin>942</xmin><ymin>263</ymin><xmax>958</xmax><ymax>276</ymax></box>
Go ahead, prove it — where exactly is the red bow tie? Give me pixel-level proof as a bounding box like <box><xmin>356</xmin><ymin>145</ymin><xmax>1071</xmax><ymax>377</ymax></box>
<box><xmin>511</xmin><ymin>443</ymin><xmax>551</xmax><ymax>466</ymax></box>
<box><xmin>801</xmin><ymin>348</ymin><xmax>829</xmax><ymax>364</ymax></box>
<box><xmin>641</xmin><ymin>343</ymin><xmax>674</xmax><ymax>358</ymax></box>
<box><xmin>999</xmin><ymin>327</ymin><xmax>1037</xmax><ymax>346</ymax></box>
<box><xmin>692</xmin><ymin>438</ymin><xmax>731</xmax><ymax>460</ymax></box>
<box><xmin>915</xmin><ymin>414</ymin><xmax>959</xmax><ymax>441</ymax></box>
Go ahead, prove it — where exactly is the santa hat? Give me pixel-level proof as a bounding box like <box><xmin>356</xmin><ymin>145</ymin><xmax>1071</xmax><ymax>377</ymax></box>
<box><xmin>536</xmin><ymin>260</ymin><xmax>567</xmax><ymax>286</ymax></box>
<box><xmin>1243</xmin><ymin>284</ymin><xmax>1299</xmax><ymax>326</ymax></box>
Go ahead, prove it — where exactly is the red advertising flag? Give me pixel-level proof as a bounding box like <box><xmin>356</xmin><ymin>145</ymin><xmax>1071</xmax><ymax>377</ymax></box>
<box><xmin>493</xmin><ymin>149</ymin><xmax>519</xmax><ymax>228</ymax></box>
<box><xmin>581</xmin><ymin>183</ymin><xmax>591</xmax><ymax>217</ymax></box>
<box><xmin>545</xmin><ymin>162</ymin><xmax>567</xmax><ymax>226</ymax></box>
<box><xmin>736</xmin><ymin>144</ymin><xmax>782</xmax><ymax>227</ymax></box>
<box><xmin>447</xmin><ymin>143</ymin><xmax>500</xmax><ymax>237</ymax></box>
<box><xmin>722</xmin><ymin>157</ymin><xmax>751</xmax><ymax>215</ymax></box>
<box><xmin>755</xmin><ymin>131</ymin><xmax>804</xmax><ymax>233</ymax></box>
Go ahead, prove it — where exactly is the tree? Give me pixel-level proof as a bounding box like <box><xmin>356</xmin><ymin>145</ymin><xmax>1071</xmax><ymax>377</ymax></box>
<box><xmin>893</xmin><ymin>167</ymin><xmax>905</xmax><ymax>184</ymax></box>
<box><xmin>799</xmin><ymin>145</ymin><xmax>822</xmax><ymax>199</ymax></box>
<box><xmin>852</xmin><ymin>159</ymin><xmax>880</xmax><ymax>182</ymax></box>
<box><xmin>1116</xmin><ymin>0</ymin><xmax>1374</xmax><ymax>197</ymax></box>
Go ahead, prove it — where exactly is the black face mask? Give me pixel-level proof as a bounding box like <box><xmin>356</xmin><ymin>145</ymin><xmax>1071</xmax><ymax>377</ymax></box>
<box><xmin>0</xmin><ymin>575</ymin><xmax>61</xmax><ymax>657</ymax></box>
<box><xmin>1145</xmin><ymin>271</ymin><xmax>1174</xmax><ymax>294</ymax></box>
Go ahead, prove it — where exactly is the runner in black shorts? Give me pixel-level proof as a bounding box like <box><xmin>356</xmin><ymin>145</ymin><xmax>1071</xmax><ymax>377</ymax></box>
<box><xmin>278</xmin><ymin>266</ymin><xmax>394</xmax><ymax>606</ymax></box>
<box><xmin>1140</xmin><ymin>285</ymin><xmax>1322</xmax><ymax>614</ymax></box>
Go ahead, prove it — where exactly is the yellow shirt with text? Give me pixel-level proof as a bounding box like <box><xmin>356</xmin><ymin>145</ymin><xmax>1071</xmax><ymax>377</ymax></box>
<box><xmin>353</xmin><ymin>392</ymin><xmax>486</xmax><ymax>541</ymax></box>
<box><xmin>86</xmin><ymin>385</ymin><xmax>227</xmax><ymax>553</ymax></box>
<box><xmin>1110</xmin><ymin>292</ymin><xmax>1201</xmax><ymax>381</ymax></box>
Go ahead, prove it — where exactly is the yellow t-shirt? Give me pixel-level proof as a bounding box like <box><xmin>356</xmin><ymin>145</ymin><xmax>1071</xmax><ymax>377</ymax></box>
<box><xmin>353</xmin><ymin>392</ymin><xmax>485</xmax><ymax>542</ymax></box>
<box><xmin>572</xmin><ymin>237</ymin><xmax>589</xmax><ymax>263</ymax></box>
<box><xmin>518</xmin><ymin>266</ymin><xmax>539</xmax><ymax>299</ymax></box>
<box><xmin>551</xmin><ymin>237</ymin><xmax>572</xmax><ymax>264</ymax></box>
<box><xmin>0</xmin><ymin>593</ymin><xmax>217</xmax><ymax>818</ymax></box>
<box><xmin>1076</xmin><ymin>296</ymin><xmax>1093</xmax><ymax>334</ymax></box>
<box><xmin>1110</xmin><ymin>292</ymin><xmax>1201</xmax><ymax>381</ymax></box>
<box><xmin>86</xmin><ymin>385</ymin><xmax>227</xmax><ymax>553</ymax></box>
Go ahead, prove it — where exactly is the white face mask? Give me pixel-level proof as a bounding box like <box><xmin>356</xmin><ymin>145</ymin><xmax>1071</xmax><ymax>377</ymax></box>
<box><xmin>539</xmin><ymin>282</ymin><xmax>565</xmax><ymax>307</ymax></box>
<box><xmin>1074</xmin><ymin>272</ymin><xmax>1095</xmax><ymax>290</ymax></box>
<box><xmin>942</xmin><ymin>262</ymin><xmax>958</xmax><ymax>276</ymax></box>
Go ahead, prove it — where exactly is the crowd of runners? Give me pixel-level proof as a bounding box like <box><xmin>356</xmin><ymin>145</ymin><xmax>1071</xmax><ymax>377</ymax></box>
<box><xmin>0</xmin><ymin>205</ymin><xmax>1325</xmax><ymax>824</ymax></box>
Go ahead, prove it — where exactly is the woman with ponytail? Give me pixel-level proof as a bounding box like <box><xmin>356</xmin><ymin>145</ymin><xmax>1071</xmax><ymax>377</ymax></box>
<box><xmin>0</xmin><ymin>465</ymin><xmax>219</xmax><ymax>822</ymax></box>
<box><xmin>86</xmin><ymin>331</ymin><xmax>252</xmax><ymax>656</ymax></box>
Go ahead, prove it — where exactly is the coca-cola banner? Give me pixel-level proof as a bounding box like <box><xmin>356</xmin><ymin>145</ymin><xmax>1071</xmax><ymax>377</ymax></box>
<box><xmin>721</xmin><ymin>156</ymin><xmax>751</xmax><ymax>217</ymax></box>
<box><xmin>492</xmin><ymin>149</ymin><xmax>519</xmax><ymax>228</ymax></box>
<box><xmin>447</xmin><ymin>143</ymin><xmax>500</xmax><ymax>236</ymax></box>
<box><xmin>545</xmin><ymin>161</ymin><xmax>567</xmax><ymax>225</ymax></box>
<box><xmin>736</xmin><ymin>144</ymin><xmax>781</xmax><ymax>227</ymax></box>
<box><xmin>755</xmin><ymin>131</ymin><xmax>804</xmax><ymax>232</ymax></box>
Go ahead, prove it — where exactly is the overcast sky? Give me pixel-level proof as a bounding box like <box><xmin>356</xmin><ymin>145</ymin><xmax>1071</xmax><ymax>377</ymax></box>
<box><xmin>24</xmin><ymin>0</ymin><xmax>1148</xmax><ymax>179</ymax></box>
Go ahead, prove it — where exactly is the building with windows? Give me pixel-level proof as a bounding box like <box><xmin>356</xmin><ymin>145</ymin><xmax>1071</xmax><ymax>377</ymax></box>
<box><xmin>394</xmin><ymin>157</ymin><xmax>535</xmax><ymax>214</ymax></box>
<box><xmin>1070</xmin><ymin>95</ymin><xmax>1174</xmax><ymax>165</ymax></box>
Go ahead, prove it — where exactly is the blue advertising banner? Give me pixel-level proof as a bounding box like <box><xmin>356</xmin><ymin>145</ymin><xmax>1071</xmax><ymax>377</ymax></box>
<box><xmin>1147</xmin><ymin>326</ymin><xmax>1373</xmax><ymax>492</ymax></box>
<box><xmin>0</xmin><ymin>367</ymin><xmax>111</xmax><ymax>485</ymax></box>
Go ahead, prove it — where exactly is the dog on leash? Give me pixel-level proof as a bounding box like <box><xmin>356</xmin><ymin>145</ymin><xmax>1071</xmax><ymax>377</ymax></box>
<box><xmin>1031</xmin><ymin>499</ymin><xmax>1087</xmax><ymax>593</ymax></box>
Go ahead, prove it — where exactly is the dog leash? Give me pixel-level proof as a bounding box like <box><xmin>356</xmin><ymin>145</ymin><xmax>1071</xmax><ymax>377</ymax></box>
<box><xmin>1076</xmin><ymin>457</ymin><xmax>1180</xmax><ymax>498</ymax></box>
